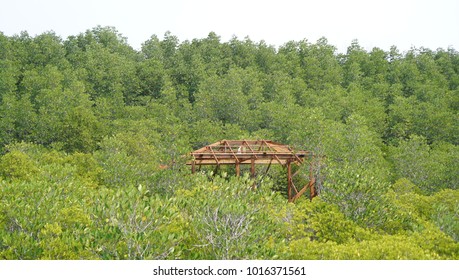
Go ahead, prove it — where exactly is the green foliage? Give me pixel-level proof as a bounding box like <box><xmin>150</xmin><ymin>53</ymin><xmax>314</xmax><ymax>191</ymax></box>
<box><xmin>174</xmin><ymin>174</ymin><xmax>286</xmax><ymax>259</ymax></box>
<box><xmin>287</xmin><ymin>234</ymin><xmax>439</xmax><ymax>260</ymax></box>
<box><xmin>0</xmin><ymin>150</ymin><xmax>38</xmax><ymax>180</ymax></box>
<box><xmin>286</xmin><ymin>198</ymin><xmax>369</xmax><ymax>244</ymax></box>
<box><xmin>194</xmin><ymin>66</ymin><xmax>263</xmax><ymax>127</ymax></box>
<box><xmin>0</xmin><ymin>27</ymin><xmax>458</xmax><ymax>260</ymax></box>
<box><xmin>95</xmin><ymin>133</ymin><xmax>159</xmax><ymax>189</ymax></box>
<box><xmin>322</xmin><ymin>165</ymin><xmax>412</xmax><ymax>234</ymax></box>
<box><xmin>389</xmin><ymin>135</ymin><xmax>459</xmax><ymax>193</ymax></box>
<box><xmin>88</xmin><ymin>185</ymin><xmax>190</xmax><ymax>259</ymax></box>
<box><xmin>394</xmin><ymin>188</ymin><xmax>459</xmax><ymax>243</ymax></box>
<box><xmin>0</xmin><ymin>92</ymin><xmax>37</xmax><ymax>146</ymax></box>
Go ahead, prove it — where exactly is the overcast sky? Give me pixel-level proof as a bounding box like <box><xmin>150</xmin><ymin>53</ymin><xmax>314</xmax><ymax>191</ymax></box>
<box><xmin>0</xmin><ymin>0</ymin><xmax>458</xmax><ymax>53</ymax></box>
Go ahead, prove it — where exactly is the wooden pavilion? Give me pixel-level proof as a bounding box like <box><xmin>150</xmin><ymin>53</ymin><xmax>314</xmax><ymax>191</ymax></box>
<box><xmin>187</xmin><ymin>140</ymin><xmax>316</xmax><ymax>202</ymax></box>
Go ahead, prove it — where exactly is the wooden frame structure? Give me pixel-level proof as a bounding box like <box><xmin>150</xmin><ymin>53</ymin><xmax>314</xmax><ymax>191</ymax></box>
<box><xmin>187</xmin><ymin>140</ymin><xmax>316</xmax><ymax>202</ymax></box>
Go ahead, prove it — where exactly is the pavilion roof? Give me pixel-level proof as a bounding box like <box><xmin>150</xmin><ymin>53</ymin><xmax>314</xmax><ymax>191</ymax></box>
<box><xmin>187</xmin><ymin>139</ymin><xmax>311</xmax><ymax>166</ymax></box>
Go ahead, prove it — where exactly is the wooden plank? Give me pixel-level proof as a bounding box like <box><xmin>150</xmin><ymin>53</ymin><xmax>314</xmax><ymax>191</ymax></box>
<box><xmin>187</xmin><ymin>159</ymin><xmax>289</xmax><ymax>165</ymax></box>
<box><xmin>208</xmin><ymin>146</ymin><xmax>220</xmax><ymax>166</ymax></box>
<box><xmin>292</xmin><ymin>178</ymin><xmax>316</xmax><ymax>202</ymax></box>
<box><xmin>191</xmin><ymin>152</ymin><xmax>303</xmax><ymax>157</ymax></box>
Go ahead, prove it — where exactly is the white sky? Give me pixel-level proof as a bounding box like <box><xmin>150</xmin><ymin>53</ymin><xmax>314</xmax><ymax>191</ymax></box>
<box><xmin>0</xmin><ymin>0</ymin><xmax>458</xmax><ymax>53</ymax></box>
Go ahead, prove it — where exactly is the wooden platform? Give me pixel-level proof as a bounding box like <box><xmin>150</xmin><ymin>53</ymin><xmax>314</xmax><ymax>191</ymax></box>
<box><xmin>187</xmin><ymin>140</ymin><xmax>316</xmax><ymax>202</ymax></box>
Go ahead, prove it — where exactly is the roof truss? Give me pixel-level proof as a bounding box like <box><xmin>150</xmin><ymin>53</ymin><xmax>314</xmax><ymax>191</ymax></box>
<box><xmin>188</xmin><ymin>139</ymin><xmax>311</xmax><ymax>166</ymax></box>
<box><xmin>187</xmin><ymin>140</ymin><xmax>316</xmax><ymax>202</ymax></box>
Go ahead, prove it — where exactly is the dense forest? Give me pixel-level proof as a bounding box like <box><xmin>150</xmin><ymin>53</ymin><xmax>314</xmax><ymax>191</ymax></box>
<box><xmin>0</xmin><ymin>26</ymin><xmax>458</xmax><ymax>259</ymax></box>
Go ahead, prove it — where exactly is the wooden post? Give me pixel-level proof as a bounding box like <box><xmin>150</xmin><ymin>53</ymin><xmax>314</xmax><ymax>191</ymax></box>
<box><xmin>251</xmin><ymin>158</ymin><xmax>256</xmax><ymax>190</ymax></box>
<box><xmin>236</xmin><ymin>162</ymin><xmax>240</xmax><ymax>177</ymax></box>
<box><xmin>191</xmin><ymin>160</ymin><xmax>196</xmax><ymax>174</ymax></box>
<box><xmin>309</xmin><ymin>160</ymin><xmax>316</xmax><ymax>200</ymax></box>
<box><xmin>287</xmin><ymin>161</ymin><xmax>292</xmax><ymax>202</ymax></box>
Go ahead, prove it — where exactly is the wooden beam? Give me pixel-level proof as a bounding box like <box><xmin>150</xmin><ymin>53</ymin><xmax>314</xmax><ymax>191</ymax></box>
<box><xmin>290</xmin><ymin>178</ymin><xmax>316</xmax><ymax>202</ymax></box>
<box><xmin>190</xmin><ymin>152</ymin><xmax>305</xmax><ymax>157</ymax></box>
<box><xmin>188</xmin><ymin>140</ymin><xmax>316</xmax><ymax>202</ymax></box>
<box><xmin>287</xmin><ymin>161</ymin><xmax>292</xmax><ymax>202</ymax></box>
<box><xmin>208</xmin><ymin>146</ymin><xmax>220</xmax><ymax>166</ymax></box>
<box><xmin>243</xmin><ymin>140</ymin><xmax>258</xmax><ymax>159</ymax></box>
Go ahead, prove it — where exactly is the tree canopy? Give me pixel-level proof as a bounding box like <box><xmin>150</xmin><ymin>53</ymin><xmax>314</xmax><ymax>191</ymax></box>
<box><xmin>0</xmin><ymin>26</ymin><xmax>458</xmax><ymax>259</ymax></box>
